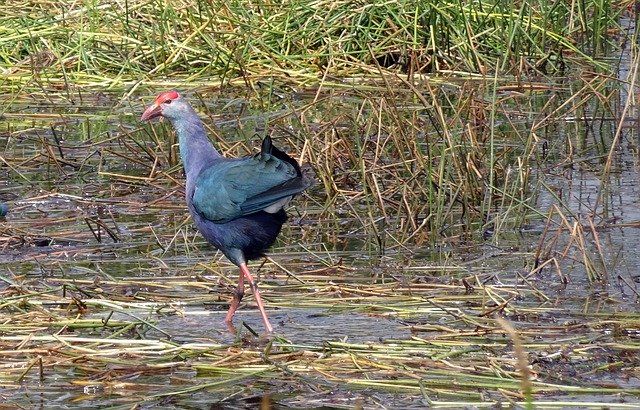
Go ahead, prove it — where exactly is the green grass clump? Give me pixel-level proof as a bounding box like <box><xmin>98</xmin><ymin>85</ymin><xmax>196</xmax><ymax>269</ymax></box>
<box><xmin>0</xmin><ymin>0</ymin><xmax>625</xmax><ymax>89</ymax></box>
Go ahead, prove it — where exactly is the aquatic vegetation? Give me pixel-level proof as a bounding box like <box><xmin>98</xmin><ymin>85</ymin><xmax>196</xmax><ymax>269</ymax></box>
<box><xmin>0</xmin><ymin>0</ymin><xmax>638</xmax><ymax>408</ymax></box>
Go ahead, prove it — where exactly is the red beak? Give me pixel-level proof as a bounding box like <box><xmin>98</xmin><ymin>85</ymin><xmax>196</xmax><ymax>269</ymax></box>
<box><xmin>141</xmin><ymin>103</ymin><xmax>162</xmax><ymax>121</ymax></box>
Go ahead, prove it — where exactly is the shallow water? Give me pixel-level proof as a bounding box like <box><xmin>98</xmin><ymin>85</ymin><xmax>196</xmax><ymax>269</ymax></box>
<box><xmin>1</xmin><ymin>72</ymin><xmax>640</xmax><ymax>408</ymax></box>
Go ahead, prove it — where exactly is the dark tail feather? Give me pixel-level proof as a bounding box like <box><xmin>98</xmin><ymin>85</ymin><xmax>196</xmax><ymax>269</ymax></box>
<box><xmin>258</xmin><ymin>135</ymin><xmax>315</xmax><ymax>195</ymax></box>
<box><xmin>261</xmin><ymin>135</ymin><xmax>303</xmax><ymax>175</ymax></box>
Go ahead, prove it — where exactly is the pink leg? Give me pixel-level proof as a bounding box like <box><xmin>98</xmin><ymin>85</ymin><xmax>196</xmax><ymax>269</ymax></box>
<box><xmin>224</xmin><ymin>263</ymin><xmax>273</xmax><ymax>333</ymax></box>
<box><xmin>224</xmin><ymin>268</ymin><xmax>244</xmax><ymax>324</ymax></box>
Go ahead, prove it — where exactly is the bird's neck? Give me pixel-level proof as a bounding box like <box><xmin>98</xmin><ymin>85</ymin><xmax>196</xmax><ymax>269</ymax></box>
<box><xmin>172</xmin><ymin>113</ymin><xmax>222</xmax><ymax>178</ymax></box>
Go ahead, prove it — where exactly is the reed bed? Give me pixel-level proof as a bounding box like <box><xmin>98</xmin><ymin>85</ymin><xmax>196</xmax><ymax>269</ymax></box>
<box><xmin>1</xmin><ymin>75</ymin><xmax>638</xmax><ymax>405</ymax></box>
<box><xmin>0</xmin><ymin>264</ymin><xmax>638</xmax><ymax>407</ymax></box>
<box><xmin>0</xmin><ymin>0</ymin><xmax>625</xmax><ymax>90</ymax></box>
<box><xmin>1</xmin><ymin>0</ymin><xmax>639</xmax><ymax>408</ymax></box>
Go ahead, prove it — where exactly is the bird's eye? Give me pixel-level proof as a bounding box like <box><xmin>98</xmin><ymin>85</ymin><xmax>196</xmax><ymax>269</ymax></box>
<box><xmin>164</xmin><ymin>99</ymin><xmax>172</xmax><ymax>105</ymax></box>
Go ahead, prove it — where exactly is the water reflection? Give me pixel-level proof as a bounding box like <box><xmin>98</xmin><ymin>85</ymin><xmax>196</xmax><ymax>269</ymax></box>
<box><xmin>1</xmin><ymin>78</ymin><xmax>639</xmax><ymax>408</ymax></box>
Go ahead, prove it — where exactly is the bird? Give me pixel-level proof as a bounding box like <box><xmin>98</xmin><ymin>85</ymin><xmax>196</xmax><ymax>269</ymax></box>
<box><xmin>141</xmin><ymin>90</ymin><xmax>313</xmax><ymax>333</ymax></box>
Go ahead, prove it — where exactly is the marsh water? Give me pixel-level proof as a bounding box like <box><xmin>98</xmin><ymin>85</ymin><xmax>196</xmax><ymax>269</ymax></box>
<box><xmin>2</xmin><ymin>53</ymin><xmax>640</xmax><ymax>409</ymax></box>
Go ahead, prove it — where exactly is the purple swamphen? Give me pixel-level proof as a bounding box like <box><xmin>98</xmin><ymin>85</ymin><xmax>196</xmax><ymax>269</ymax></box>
<box><xmin>141</xmin><ymin>90</ymin><xmax>313</xmax><ymax>333</ymax></box>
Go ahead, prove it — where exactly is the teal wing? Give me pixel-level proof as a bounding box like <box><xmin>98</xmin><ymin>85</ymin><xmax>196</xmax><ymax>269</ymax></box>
<box><xmin>191</xmin><ymin>150</ymin><xmax>307</xmax><ymax>223</ymax></box>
